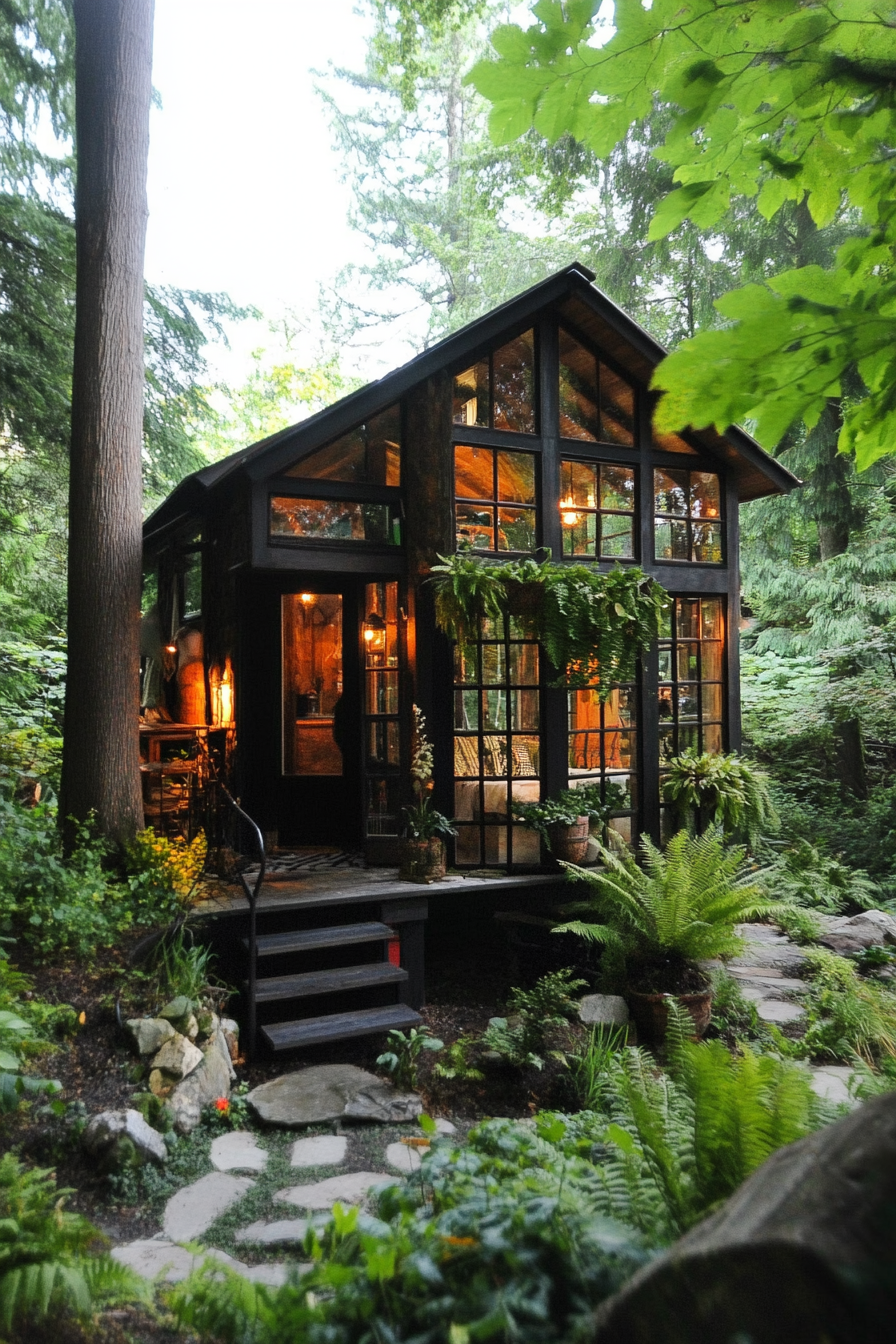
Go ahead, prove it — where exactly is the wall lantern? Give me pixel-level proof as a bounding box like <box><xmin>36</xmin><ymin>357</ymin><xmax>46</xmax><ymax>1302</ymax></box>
<box><xmin>363</xmin><ymin>612</ymin><xmax>387</xmax><ymax>653</ymax></box>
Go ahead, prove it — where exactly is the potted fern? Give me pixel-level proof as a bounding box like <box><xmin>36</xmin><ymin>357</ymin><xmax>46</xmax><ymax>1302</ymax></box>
<box><xmin>554</xmin><ymin>829</ymin><xmax>788</xmax><ymax>1040</ymax></box>
<box><xmin>662</xmin><ymin>750</ymin><xmax>778</xmax><ymax>850</ymax></box>
<box><xmin>513</xmin><ymin>783</ymin><xmax>624</xmax><ymax>863</ymax></box>
<box><xmin>399</xmin><ymin>706</ymin><xmax>456</xmax><ymax>883</ymax></box>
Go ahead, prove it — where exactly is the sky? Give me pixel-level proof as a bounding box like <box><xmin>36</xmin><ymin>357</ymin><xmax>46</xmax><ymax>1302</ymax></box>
<box><xmin>145</xmin><ymin>0</ymin><xmax>377</xmax><ymax>383</ymax></box>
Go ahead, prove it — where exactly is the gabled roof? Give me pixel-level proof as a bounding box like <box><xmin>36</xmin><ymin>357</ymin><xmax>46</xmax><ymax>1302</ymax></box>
<box><xmin>144</xmin><ymin>263</ymin><xmax>799</xmax><ymax>535</ymax></box>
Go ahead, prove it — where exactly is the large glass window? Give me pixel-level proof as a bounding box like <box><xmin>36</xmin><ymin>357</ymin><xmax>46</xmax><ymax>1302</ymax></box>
<box><xmin>453</xmin><ymin>330</ymin><xmax>536</xmax><ymax>434</ymax></box>
<box><xmin>270</xmin><ymin>496</ymin><xmax>401</xmax><ymax>545</ymax></box>
<box><xmin>363</xmin><ymin>582</ymin><xmax>402</xmax><ymax>838</ymax></box>
<box><xmin>558</xmin><ymin>329</ymin><xmax>635</xmax><ymax>446</ymax></box>
<box><xmin>568</xmin><ymin>684</ymin><xmax>638</xmax><ymax>844</ymax></box>
<box><xmin>282</xmin><ymin>594</ymin><xmax>344</xmax><ymax>776</ymax></box>
<box><xmin>654</xmin><ymin>469</ymin><xmax>722</xmax><ymax>563</ymax></box>
<box><xmin>455</xmin><ymin>445</ymin><xmax>537</xmax><ymax>552</ymax></box>
<box><xmin>559</xmin><ymin>460</ymin><xmax>636</xmax><ymax>558</ymax></box>
<box><xmin>658</xmin><ymin>597</ymin><xmax>726</xmax><ymax>837</ymax></box>
<box><xmin>284</xmin><ymin>405</ymin><xmax>401</xmax><ymax>486</ymax></box>
<box><xmin>453</xmin><ymin>614</ymin><xmax>541</xmax><ymax>868</ymax></box>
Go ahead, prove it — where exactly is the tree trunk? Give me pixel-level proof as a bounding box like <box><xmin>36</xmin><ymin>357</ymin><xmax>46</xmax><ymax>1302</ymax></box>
<box><xmin>60</xmin><ymin>0</ymin><xmax>154</xmax><ymax>848</ymax></box>
<box><xmin>807</xmin><ymin>398</ymin><xmax>854</xmax><ymax>560</ymax></box>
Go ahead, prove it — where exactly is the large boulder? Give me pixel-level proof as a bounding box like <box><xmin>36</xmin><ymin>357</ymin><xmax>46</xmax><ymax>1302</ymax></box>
<box><xmin>577</xmin><ymin>994</ymin><xmax>629</xmax><ymax>1027</ymax></box>
<box><xmin>819</xmin><ymin>909</ymin><xmax>896</xmax><ymax>955</ymax></box>
<box><xmin>164</xmin><ymin>1025</ymin><xmax>236</xmax><ymax>1134</ymax></box>
<box><xmin>248</xmin><ymin>1064</ymin><xmax>421</xmax><ymax>1127</ymax></box>
<box><xmin>126</xmin><ymin>1017</ymin><xmax>175</xmax><ymax>1056</ymax></box>
<box><xmin>83</xmin><ymin>1108</ymin><xmax>168</xmax><ymax>1168</ymax></box>
<box><xmin>593</xmin><ymin>1090</ymin><xmax>896</xmax><ymax>1344</ymax></box>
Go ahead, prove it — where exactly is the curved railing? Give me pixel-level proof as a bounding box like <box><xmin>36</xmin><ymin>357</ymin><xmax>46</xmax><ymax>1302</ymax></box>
<box><xmin>216</xmin><ymin>787</ymin><xmax>266</xmax><ymax>1060</ymax></box>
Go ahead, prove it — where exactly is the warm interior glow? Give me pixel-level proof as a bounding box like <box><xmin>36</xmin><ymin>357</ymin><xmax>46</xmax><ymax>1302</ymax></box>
<box><xmin>164</xmin><ymin>642</ymin><xmax>178</xmax><ymax>654</ymax></box>
<box><xmin>211</xmin><ymin>658</ymin><xmax>235</xmax><ymax>726</ymax></box>
<box><xmin>362</xmin><ymin>612</ymin><xmax>387</xmax><ymax>653</ymax></box>
<box><xmin>560</xmin><ymin>496</ymin><xmax>580</xmax><ymax>526</ymax></box>
<box><xmin>300</xmin><ymin>593</ymin><xmax>313</xmax><ymax>603</ymax></box>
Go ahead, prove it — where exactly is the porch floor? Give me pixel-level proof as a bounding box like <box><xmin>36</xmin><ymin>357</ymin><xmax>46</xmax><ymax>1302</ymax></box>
<box><xmin>195</xmin><ymin>854</ymin><xmax>567</xmax><ymax>917</ymax></box>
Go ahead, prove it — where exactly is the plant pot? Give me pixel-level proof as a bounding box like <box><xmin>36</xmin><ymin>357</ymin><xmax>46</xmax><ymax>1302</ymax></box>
<box><xmin>504</xmin><ymin>580</ymin><xmax>544</xmax><ymax>623</ymax></box>
<box><xmin>548</xmin><ymin>816</ymin><xmax>591</xmax><ymax>863</ymax></box>
<box><xmin>398</xmin><ymin>837</ymin><xmax>446</xmax><ymax>884</ymax></box>
<box><xmin>626</xmin><ymin>989</ymin><xmax>713</xmax><ymax>1044</ymax></box>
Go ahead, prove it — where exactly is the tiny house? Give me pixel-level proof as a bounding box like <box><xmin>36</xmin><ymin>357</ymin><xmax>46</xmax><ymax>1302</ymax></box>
<box><xmin>141</xmin><ymin>263</ymin><xmax>798</xmax><ymax>874</ymax></box>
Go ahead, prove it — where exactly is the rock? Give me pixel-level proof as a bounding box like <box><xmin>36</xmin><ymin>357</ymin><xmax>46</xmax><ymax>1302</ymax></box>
<box><xmin>165</xmin><ymin>1028</ymin><xmax>234</xmax><ymax>1134</ymax></box>
<box><xmin>163</xmin><ymin>1172</ymin><xmax>256</xmax><ymax>1242</ymax></box>
<box><xmin>433</xmin><ymin>1118</ymin><xmax>457</xmax><ymax>1136</ymax></box>
<box><xmin>126</xmin><ymin>1017</ymin><xmax>175</xmax><ymax>1056</ymax></box>
<box><xmin>754</xmin><ymin>999</ymin><xmax>805</xmax><ymax>1024</ymax></box>
<box><xmin>577</xmin><ymin>994</ymin><xmax>630</xmax><ymax>1027</ymax></box>
<box><xmin>290</xmin><ymin>1134</ymin><xmax>348</xmax><ymax>1167</ymax></box>
<box><xmin>810</xmin><ymin>1066</ymin><xmax>858</xmax><ymax>1107</ymax></box>
<box><xmin>385</xmin><ymin>1141</ymin><xmax>422</xmax><ymax>1174</ymax></box>
<box><xmin>159</xmin><ymin>996</ymin><xmax>192</xmax><ymax>1024</ymax></box>
<box><xmin>276</xmin><ymin>1171</ymin><xmax>393</xmax><ymax>1209</ymax></box>
<box><xmin>247</xmin><ymin>1064</ymin><xmax>421</xmax><ymax>1127</ymax></box>
<box><xmin>343</xmin><ymin>1082</ymin><xmax>422</xmax><ymax>1123</ymax></box>
<box><xmin>592</xmin><ymin>1090</ymin><xmax>896</xmax><ymax>1343</ymax></box>
<box><xmin>148</xmin><ymin>1069</ymin><xmax>173</xmax><ymax>1098</ymax></box>
<box><xmin>196</xmin><ymin>1009</ymin><xmax>219</xmax><ymax>1040</ymax></box>
<box><xmin>235</xmin><ymin>1218</ymin><xmax>308</xmax><ymax>1245</ymax></box>
<box><xmin>738</xmin><ymin>980</ymin><xmax>806</xmax><ymax>1000</ymax></box>
<box><xmin>221</xmin><ymin>1016</ymin><xmax>240</xmax><ymax>1061</ymax></box>
<box><xmin>210</xmin><ymin>1130</ymin><xmax>268</xmax><ymax>1173</ymax></box>
<box><xmin>152</xmin><ymin>1032</ymin><xmax>204</xmax><ymax>1081</ymax></box>
<box><xmin>112</xmin><ymin>1238</ymin><xmax>294</xmax><ymax>1287</ymax></box>
<box><xmin>82</xmin><ymin>1109</ymin><xmax>167</xmax><ymax>1167</ymax></box>
<box><xmin>184</xmin><ymin>1013</ymin><xmax>200</xmax><ymax>1041</ymax></box>
<box><xmin>820</xmin><ymin>909</ymin><xmax>896</xmax><ymax>954</ymax></box>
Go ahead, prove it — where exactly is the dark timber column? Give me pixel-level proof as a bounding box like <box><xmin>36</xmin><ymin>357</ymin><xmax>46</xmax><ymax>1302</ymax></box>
<box><xmin>639</xmin><ymin>390</ymin><xmax>660</xmax><ymax>841</ymax></box>
<box><xmin>61</xmin><ymin>0</ymin><xmax>154</xmax><ymax>845</ymax></box>
<box><xmin>403</xmin><ymin>374</ymin><xmax>454</xmax><ymax>816</ymax></box>
<box><xmin>538</xmin><ymin>317</ymin><xmax>567</xmax><ymax>802</ymax></box>
<box><xmin>726</xmin><ymin>474</ymin><xmax>742</xmax><ymax>752</ymax></box>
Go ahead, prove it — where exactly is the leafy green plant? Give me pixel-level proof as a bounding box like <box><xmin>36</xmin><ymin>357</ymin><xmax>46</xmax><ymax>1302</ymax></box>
<box><xmin>707</xmin><ymin>968</ymin><xmax>765</xmax><ymax>1042</ymax></box>
<box><xmin>798</xmin><ymin>947</ymin><xmax>896</xmax><ymax>1064</ymax></box>
<box><xmin>773</xmin><ymin>905</ymin><xmax>826</xmax><ymax>946</ymax></box>
<box><xmin>429</xmin><ymin>552</ymin><xmax>667</xmax><ymax>696</ymax></box>
<box><xmin>482</xmin><ymin>969</ymin><xmax>587</xmax><ymax>1071</ymax></box>
<box><xmin>376</xmin><ymin>1027</ymin><xmax>444</xmax><ymax>1090</ymax></box>
<box><xmin>662</xmin><ymin>750</ymin><xmax>778</xmax><ymax>849</ymax></box>
<box><xmin>513</xmin><ymin>782</ymin><xmax>624</xmax><ymax>850</ymax></box>
<box><xmin>0</xmin><ymin>943</ymin><xmax>71</xmax><ymax>1114</ymax></box>
<box><xmin>152</xmin><ymin>923</ymin><xmax>222</xmax><ymax>1007</ymax></box>
<box><xmin>403</xmin><ymin>704</ymin><xmax>456</xmax><ymax>841</ymax></box>
<box><xmin>566</xmin><ymin>1024</ymin><xmax>628</xmax><ymax>1111</ymax></box>
<box><xmin>555</xmin><ymin>829</ymin><xmax>787</xmax><ymax>989</ymax></box>
<box><xmin>0</xmin><ymin>1153</ymin><xmax>145</xmax><ymax>1333</ymax></box>
<box><xmin>169</xmin><ymin>1115</ymin><xmax>648</xmax><ymax>1344</ymax></box>
<box><xmin>760</xmin><ymin>839</ymin><xmax>880</xmax><ymax>915</ymax></box>
<box><xmin>432</xmin><ymin>1036</ymin><xmax>484</xmax><ymax>1083</ymax></box>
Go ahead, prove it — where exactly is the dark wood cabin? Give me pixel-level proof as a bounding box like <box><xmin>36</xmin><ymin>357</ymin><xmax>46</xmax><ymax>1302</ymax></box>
<box><xmin>141</xmin><ymin>263</ymin><xmax>798</xmax><ymax>1053</ymax></box>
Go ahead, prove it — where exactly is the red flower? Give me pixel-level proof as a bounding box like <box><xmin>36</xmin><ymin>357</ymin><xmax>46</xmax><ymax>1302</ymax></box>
<box><xmin>214</xmin><ymin>1097</ymin><xmax>230</xmax><ymax>1113</ymax></box>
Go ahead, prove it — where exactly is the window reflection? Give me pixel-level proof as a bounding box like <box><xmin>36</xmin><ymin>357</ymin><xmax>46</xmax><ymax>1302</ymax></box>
<box><xmin>558</xmin><ymin>329</ymin><xmax>635</xmax><ymax>445</ymax></box>
<box><xmin>285</xmin><ymin>406</ymin><xmax>401</xmax><ymax>486</ymax></box>
<box><xmin>455</xmin><ymin>445</ymin><xmax>537</xmax><ymax>552</ymax></box>
<box><xmin>658</xmin><ymin>597</ymin><xmax>726</xmax><ymax>835</ymax></box>
<box><xmin>654</xmin><ymin>470</ymin><xmax>722</xmax><ymax>563</ymax></box>
<box><xmin>560</xmin><ymin>460</ymin><xmax>636</xmax><ymax>558</ymax></box>
<box><xmin>453</xmin><ymin>331</ymin><xmax>536</xmax><ymax>434</ymax></box>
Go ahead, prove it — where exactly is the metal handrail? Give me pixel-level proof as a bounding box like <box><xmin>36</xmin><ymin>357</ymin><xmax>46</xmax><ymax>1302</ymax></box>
<box><xmin>217</xmin><ymin>787</ymin><xmax>266</xmax><ymax>1060</ymax></box>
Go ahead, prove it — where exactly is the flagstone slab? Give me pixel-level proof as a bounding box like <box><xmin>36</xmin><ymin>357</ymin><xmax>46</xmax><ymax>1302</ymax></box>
<box><xmin>276</xmin><ymin>1171</ymin><xmax>392</xmax><ymax>1209</ymax></box>
<box><xmin>163</xmin><ymin>1172</ymin><xmax>255</xmax><ymax>1242</ymax></box>
<box><xmin>810</xmin><ymin>1066</ymin><xmax>858</xmax><ymax>1107</ymax></box>
<box><xmin>112</xmin><ymin>1238</ymin><xmax>290</xmax><ymax>1286</ymax></box>
<box><xmin>386</xmin><ymin>1141</ymin><xmax>422</xmax><ymax>1174</ymax></box>
<box><xmin>738</xmin><ymin>978</ymin><xmax>806</xmax><ymax>998</ymax></box>
<box><xmin>210</xmin><ymin>1130</ymin><xmax>268</xmax><ymax>1173</ymax></box>
<box><xmin>235</xmin><ymin>1217</ymin><xmax>309</xmax><ymax>1245</ymax></box>
<box><xmin>290</xmin><ymin>1134</ymin><xmax>348</xmax><ymax>1168</ymax></box>
<box><xmin>248</xmin><ymin>1064</ymin><xmax>420</xmax><ymax>1127</ymax></box>
<box><xmin>755</xmin><ymin>999</ymin><xmax>806</xmax><ymax>1024</ymax></box>
<box><xmin>434</xmin><ymin>1118</ymin><xmax>457</xmax><ymax>1136</ymax></box>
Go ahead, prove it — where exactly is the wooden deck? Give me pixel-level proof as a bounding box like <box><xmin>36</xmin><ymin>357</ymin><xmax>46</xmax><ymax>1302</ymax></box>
<box><xmin>195</xmin><ymin>867</ymin><xmax>568</xmax><ymax>919</ymax></box>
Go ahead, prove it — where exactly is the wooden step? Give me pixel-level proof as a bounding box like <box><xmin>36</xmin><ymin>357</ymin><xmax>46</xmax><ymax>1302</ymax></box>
<box><xmin>261</xmin><ymin>1002</ymin><xmax>422</xmax><ymax>1051</ymax></box>
<box><xmin>245</xmin><ymin>921</ymin><xmax>394</xmax><ymax>958</ymax></box>
<box><xmin>252</xmin><ymin>962</ymin><xmax>407</xmax><ymax>1004</ymax></box>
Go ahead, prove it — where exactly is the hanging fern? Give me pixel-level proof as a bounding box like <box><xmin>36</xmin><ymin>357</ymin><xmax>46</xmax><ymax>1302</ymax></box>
<box><xmin>428</xmin><ymin>552</ymin><xmax>668</xmax><ymax>698</ymax></box>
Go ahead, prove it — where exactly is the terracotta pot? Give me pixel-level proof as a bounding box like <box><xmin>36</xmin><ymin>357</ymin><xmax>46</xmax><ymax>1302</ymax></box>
<box><xmin>549</xmin><ymin>816</ymin><xmax>591</xmax><ymax>863</ymax></box>
<box><xmin>626</xmin><ymin>989</ymin><xmax>713</xmax><ymax>1044</ymax></box>
<box><xmin>399</xmin><ymin>837</ymin><xmax>446</xmax><ymax>884</ymax></box>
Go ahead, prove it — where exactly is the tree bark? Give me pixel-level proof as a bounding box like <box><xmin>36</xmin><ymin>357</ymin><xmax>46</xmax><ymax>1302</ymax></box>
<box><xmin>60</xmin><ymin>0</ymin><xmax>154</xmax><ymax>847</ymax></box>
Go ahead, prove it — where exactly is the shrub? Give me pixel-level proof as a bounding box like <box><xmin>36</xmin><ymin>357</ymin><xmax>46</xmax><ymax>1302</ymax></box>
<box><xmin>760</xmin><ymin>839</ymin><xmax>880</xmax><ymax>915</ymax></box>
<box><xmin>482</xmin><ymin>968</ymin><xmax>587</xmax><ymax>1070</ymax></box>
<box><xmin>0</xmin><ymin>1153</ymin><xmax>144</xmax><ymax>1334</ymax></box>
<box><xmin>555</xmin><ymin>829</ymin><xmax>787</xmax><ymax>986</ymax></box>
<box><xmin>376</xmin><ymin>1027</ymin><xmax>443</xmax><ymax>1091</ymax></box>
<box><xmin>798</xmin><ymin>947</ymin><xmax>896</xmax><ymax>1064</ymax></box>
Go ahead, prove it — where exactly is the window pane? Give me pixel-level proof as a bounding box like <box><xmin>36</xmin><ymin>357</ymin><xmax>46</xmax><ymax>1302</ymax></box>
<box><xmin>654</xmin><ymin>468</ymin><xmax>689</xmax><ymax>515</ymax></box>
<box><xmin>367</xmin><ymin>405</ymin><xmax>401</xmax><ymax>486</ymax></box>
<box><xmin>562</xmin><ymin>459</ymin><xmax>597</xmax><ymax>507</ymax></box>
<box><xmin>482</xmin><ymin>689</ymin><xmax>506</xmax><ymax>730</ymax></box>
<box><xmin>600</xmin><ymin>520</ymin><xmax>634</xmax><ymax>558</ymax></box>
<box><xmin>692</xmin><ymin>522</ymin><xmax>722</xmax><ymax>563</ymax></box>
<box><xmin>497</xmin><ymin>451</ymin><xmax>536</xmax><ymax>503</ymax></box>
<box><xmin>702</xmin><ymin>683</ymin><xmax>723</xmax><ymax>719</ymax></box>
<box><xmin>453</xmin><ymin>361</ymin><xmax>489</xmax><ymax>427</ymax></box>
<box><xmin>183</xmin><ymin>551</ymin><xmax>201</xmax><ymax>616</ymax></box>
<box><xmin>282</xmin><ymin>594</ymin><xmax>344</xmax><ymax>776</ymax></box>
<box><xmin>512</xmin><ymin>826</ymin><xmax>541</xmax><ymax>864</ymax></box>
<box><xmin>600</xmin><ymin>464</ymin><xmax>635</xmax><ymax>512</ymax></box>
<box><xmin>454</xmin><ymin>826</ymin><xmax>481</xmax><ymax>865</ymax></box>
<box><xmin>676</xmin><ymin>600</ymin><xmax>701</xmax><ymax>639</ymax></box>
<box><xmin>563</xmin><ymin>515</ymin><xmax>596</xmax><ymax>556</ymax></box>
<box><xmin>653</xmin><ymin>428</ymin><xmax>698</xmax><ymax>455</ymax></box>
<box><xmin>510</xmin><ymin>735</ymin><xmax>540</xmax><ymax>775</ymax></box>
<box><xmin>559</xmin><ymin>328</ymin><xmax>599</xmax><ymax>440</ymax></box>
<box><xmin>655</xmin><ymin>518</ymin><xmax>689</xmax><ymax>559</ymax></box>
<box><xmin>677</xmin><ymin>644</ymin><xmax>699</xmax><ymax>679</ymax></box>
<box><xmin>454</xmin><ymin>688</ymin><xmax>479</xmax><ymax>730</ymax></box>
<box><xmin>703</xmin><ymin>723</ymin><xmax>723</xmax><ymax>753</ymax></box>
<box><xmin>271</xmin><ymin>497</ymin><xmax>395</xmax><ymax>543</ymax></box>
<box><xmin>701</xmin><ymin>599</ymin><xmax>723</xmax><ymax>638</ymax></box>
<box><xmin>701</xmin><ymin>642</ymin><xmax>724</xmax><ymax>680</ymax></box>
<box><xmin>367</xmin><ymin>777</ymin><xmax>399</xmax><ymax>835</ymax></box>
<box><xmin>600</xmin><ymin>366</ymin><xmax>635</xmax><ymax>446</ymax></box>
<box><xmin>455</xmin><ymin>445</ymin><xmax>494</xmax><ymax>499</ymax></box>
<box><xmin>511</xmin><ymin>689</ymin><xmax>539</xmax><ymax>730</ymax></box>
<box><xmin>691</xmin><ymin>472</ymin><xmax>721</xmax><ymax>518</ymax></box>
<box><xmin>497</xmin><ymin>507</ymin><xmax>537</xmax><ymax>552</ymax></box>
<box><xmin>455</xmin><ymin>503</ymin><xmax>494</xmax><ymax>550</ymax></box>
<box><xmin>454</xmin><ymin>736</ymin><xmax>481</xmax><ymax>777</ymax></box>
<box><xmin>481</xmin><ymin>642</ymin><xmax>506</xmax><ymax>682</ymax></box>
<box><xmin>493</xmin><ymin>330</ymin><xmax>536</xmax><ymax>433</ymax></box>
<box><xmin>508</xmin><ymin>641</ymin><xmax>539</xmax><ymax>685</ymax></box>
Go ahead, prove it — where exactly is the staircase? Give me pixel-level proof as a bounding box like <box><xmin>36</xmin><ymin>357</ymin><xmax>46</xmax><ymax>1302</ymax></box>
<box><xmin>245</xmin><ymin>918</ymin><xmax>422</xmax><ymax>1053</ymax></box>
